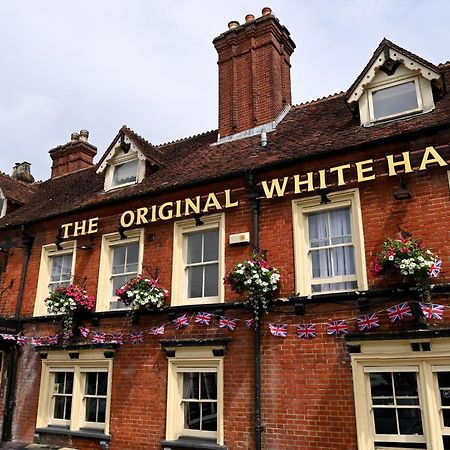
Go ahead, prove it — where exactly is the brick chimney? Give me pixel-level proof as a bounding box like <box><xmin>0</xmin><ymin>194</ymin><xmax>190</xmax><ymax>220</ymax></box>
<box><xmin>213</xmin><ymin>7</ymin><xmax>296</xmax><ymax>140</ymax></box>
<box><xmin>49</xmin><ymin>129</ymin><xmax>97</xmax><ymax>178</ymax></box>
<box><xmin>11</xmin><ymin>162</ymin><xmax>34</xmax><ymax>183</ymax></box>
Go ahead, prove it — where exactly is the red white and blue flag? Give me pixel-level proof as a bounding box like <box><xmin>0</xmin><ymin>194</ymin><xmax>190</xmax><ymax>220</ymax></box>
<box><xmin>245</xmin><ymin>318</ymin><xmax>255</xmax><ymax>329</ymax></box>
<box><xmin>326</xmin><ymin>320</ymin><xmax>348</xmax><ymax>335</ymax></box>
<box><xmin>79</xmin><ymin>326</ymin><xmax>90</xmax><ymax>338</ymax></box>
<box><xmin>430</xmin><ymin>260</ymin><xmax>442</xmax><ymax>278</ymax></box>
<box><xmin>92</xmin><ymin>332</ymin><xmax>106</xmax><ymax>344</ymax></box>
<box><xmin>296</xmin><ymin>323</ymin><xmax>317</xmax><ymax>339</ymax></box>
<box><xmin>387</xmin><ymin>302</ymin><xmax>412</xmax><ymax>322</ymax></box>
<box><xmin>110</xmin><ymin>333</ymin><xmax>124</xmax><ymax>345</ymax></box>
<box><xmin>47</xmin><ymin>335</ymin><xmax>59</xmax><ymax>345</ymax></box>
<box><xmin>130</xmin><ymin>331</ymin><xmax>144</xmax><ymax>344</ymax></box>
<box><xmin>173</xmin><ymin>314</ymin><xmax>189</xmax><ymax>330</ymax></box>
<box><xmin>31</xmin><ymin>337</ymin><xmax>43</xmax><ymax>347</ymax></box>
<box><xmin>149</xmin><ymin>324</ymin><xmax>165</xmax><ymax>336</ymax></box>
<box><xmin>63</xmin><ymin>331</ymin><xmax>73</xmax><ymax>342</ymax></box>
<box><xmin>269</xmin><ymin>323</ymin><xmax>288</xmax><ymax>338</ymax></box>
<box><xmin>0</xmin><ymin>333</ymin><xmax>16</xmax><ymax>341</ymax></box>
<box><xmin>420</xmin><ymin>303</ymin><xmax>444</xmax><ymax>320</ymax></box>
<box><xmin>357</xmin><ymin>314</ymin><xmax>380</xmax><ymax>331</ymax></box>
<box><xmin>195</xmin><ymin>312</ymin><xmax>212</xmax><ymax>326</ymax></box>
<box><xmin>16</xmin><ymin>336</ymin><xmax>27</xmax><ymax>346</ymax></box>
<box><xmin>219</xmin><ymin>316</ymin><xmax>237</xmax><ymax>331</ymax></box>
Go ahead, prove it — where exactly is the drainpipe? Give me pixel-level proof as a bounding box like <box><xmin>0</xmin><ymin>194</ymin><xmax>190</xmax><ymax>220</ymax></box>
<box><xmin>246</xmin><ymin>172</ymin><xmax>263</xmax><ymax>450</ymax></box>
<box><xmin>2</xmin><ymin>229</ymin><xmax>34</xmax><ymax>441</ymax></box>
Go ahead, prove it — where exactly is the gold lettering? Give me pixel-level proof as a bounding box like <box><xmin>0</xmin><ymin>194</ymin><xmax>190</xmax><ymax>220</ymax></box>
<box><xmin>224</xmin><ymin>189</ymin><xmax>239</xmax><ymax>208</ymax></box>
<box><xmin>73</xmin><ymin>220</ymin><xmax>87</xmax><ymax>237</ymax></box>
<box><xmin>136</xmin><ymin>207</ymin><xmax>149</xmax><ymax>225</ymax></box>
<box><xmin>185</xmin><ymin>196</ymin><xmax>201</xmax><ymax>215</ymax></box>
<box><xmin>261</xmin><ymin>177</ymin><xmax>289</xmax><ymax>199</ymax></box>
<box><xmin>293</xmin><ymin>172</ymin><xmax>314</xmax><ymax>193</ymax></box>
<box><xmin>355</xmin><ymin>159</ymin><xmax>375</xmax><ymax>182</ymax></box>
<box><xmin>175</xmin><ymin>200</ymin><xmax>182</xmax><ymax>218</ymax></box>
<box><xmin>329</xmin><ymin>164</ymin><xmax>351</xmax><ymax>186</ymax></box>
<box><xmin>120</xmin><ymin>210</ymin><xmax>135</xmax><ymax>228</ymax></box>
<box><xmin>386</xmin><ymin>152</ymin><xmax>413</xmax><ymax>176</ymax></box>
<box><xmin>318</xmin><ymin>170</ymin><xmax>327</xmax><ymax>189</ymax></box>
<box><xmin>203</xmin><ymin>193</ymin><xmax>222</xmax><ymax>212</ymax></box>
<box><xmin>60</xmin><ymin>223</ymin><xmax>73</xmax><ymax>239</ymax></box>
<box><xmin>150</xmin><ymin>205</ymin><xmax>157</xmax><ymax>222</ymax></box>
<box><xmin>419</xmin><ymin>146</ymin><xmax>448</xmax><ymax>171</ymax></box>
<box><xmin>158</xmin><ymin>202</ymin><xmax>173</xmax><ymax>220</ymax></box>
<box><xmin>87</xmin><ymin>217</ymin><xmax>99</xmax><ymax>234</ymax></box>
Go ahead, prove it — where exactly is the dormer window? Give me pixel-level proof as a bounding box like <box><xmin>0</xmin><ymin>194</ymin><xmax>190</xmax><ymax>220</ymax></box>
<box><xmin>112</xmin><ymin>158</ymin><xmax>139</xmax><ymax>187</ymax></box>
<box><xmin>370</xmin><ymin>79</ymin><xmax>422</xmax><ymax>122</ymax></box>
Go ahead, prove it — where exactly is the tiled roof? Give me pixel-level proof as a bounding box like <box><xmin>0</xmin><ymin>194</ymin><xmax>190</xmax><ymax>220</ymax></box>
<box><xmin>0</xmin><ymin>63</ymin><xmax>449</xmax><ymax>230</ymax></box>
<box><xmin>0</xmin><ymin>172</ymin><xmax>36</xmax><ymax>206</ymax></box>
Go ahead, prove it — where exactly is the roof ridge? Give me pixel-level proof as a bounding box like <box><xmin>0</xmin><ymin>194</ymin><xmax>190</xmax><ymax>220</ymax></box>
<box><xmin>155</xmin><ymin>129</ymin><xmax>217</xmax><ymax>148</ymax></box>
<box><xmin>292</xmin><ymin>91</ymin><xmax>345</xmax><ymax>108</ymax></box>
<box><xmin>438</xmin><ymin>61</ymin><xmax>450</xmax><ymax>68</ymax></box>
<box><xmin>121</xmin><ymin>125</ymin><xmax>155</xmax><ymax>148</ymax></box>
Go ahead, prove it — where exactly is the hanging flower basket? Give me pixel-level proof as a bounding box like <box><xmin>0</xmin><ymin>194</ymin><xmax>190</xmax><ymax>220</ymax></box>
<box><xmin>115</xmin><ymin>275</ymin><xmax>169</xmax><ymax>311</ymax></box>
<box><xmin>45</xmin><ymin>285</ymin><xmax>95</xmax><ymax>331</ymax></box>
<box><xmin>372</xmin><ymin>236</ymin><xmax>441</xmax><ymax>301</ymax></box>
<box><xmin>225</xmin><ymin>252</ymin><xmax>281</xmax><ymax>319</ymax></box>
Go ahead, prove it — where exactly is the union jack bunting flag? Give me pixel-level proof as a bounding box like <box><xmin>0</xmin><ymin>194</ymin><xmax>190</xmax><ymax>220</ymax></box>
<box><xmin>16</xmin><ymin>336</ymin><xmax>27</xmax><ymax>346</ymax></box>
<box><xmin>219</xmin><ymin>316</ymin><xmax>237</xmax><ymax>331</ymax></box>
<box><xmin>269</xmin><ymin>323</ymin><xmax>288</xmax><ymax>338</ymax></box>
<box><xmin>387</xmin><ymin>302</ymin><xmax>412</xmax><ymax>322</ymax></box>
<box><xmin>173</xmin><ymin>314</ymin><xmax>189</xmax><ymax>330</ymax></box>
<box><xmin>130</xmin><ymin>331</ymin><xmax>144</xmax><ymax>344</ymax></box>
<box><xmin>79</xmin><ymin>326</ymin><xmax>90</xmax><ymax>338</ymax></box>
<box><xmin>195</xmin><ymin>312</ymin><xmax>212</xmax><ymax>326</ymax></box>
<box><xmin>149</xmin><ymin>324</ymin><xmax>165</xmax><ymax>336</ymax></box>
<box><xmin>0</xmin><ymin>333</ymin><xmax>16</xmax><ymax>340</ymax></box>
<box><xmin>296</xmin><ymin>323</ymin><xmax>317</xmax><ymax>339</ymax></box>
<box><xmin>31</xmin><ymin>337</ymin><xmax>43</xmax><ymax>347</ymax></box>
<box><xmin>63</xmin><ymin>331</ymin><xmax>73</xmax><ymax>342</ymax></box>
<box><xmin>357</xmin><ymin>313</ymin><xmax>380</xmax><ymax>331</ymax></box>
<box><xmin>92</xmin><ymin>332</ymin><xmax>106</xmax><ymax>344</ymax></box>
<box><xmin>110</xmin><ymin>333</ymin><xmax>124</xmax><ymax>345</ymax></box>
<box><xmin>326</xmin><ymin>320</ymin><xmax>348</xmax><ymax>335</ymax></box>
<box><xmin>47</xmin><ymin>335</ymin><xmax>59</xmax><ymax>345</ymax></box>
<box><xmin>430</xmin><ymin>260</ymin><xmax>442</xmax><ymax>278</ymax></box>
<box><xmin>419</xmin><ymin>303</ymin><xmax>444</xmax><ymax>320</ymax></box>
<box><xmin>245</xmin><ymin>318</ymin><xmax>255</xmax><ymax>328</ymax></box>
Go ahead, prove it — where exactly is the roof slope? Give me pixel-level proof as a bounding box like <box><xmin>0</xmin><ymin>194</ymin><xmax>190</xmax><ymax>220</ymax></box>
<box><xmin>1</xmin><ymin>63</ymin><xmax>450</xmax><ymax>229</ymax></box>
<box><xmin>0</xmin><ymin>172</ymin><xmax>36</xmax><ymax>205</ymax></box>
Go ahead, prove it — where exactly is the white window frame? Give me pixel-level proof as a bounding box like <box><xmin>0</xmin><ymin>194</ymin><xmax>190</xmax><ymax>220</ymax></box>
<box><xmin>351</xmin><ymin>338</ymin><xmax>450</xmax><ymax>450</ymax></box>
<box><xmin>103</xmin><ymin>150</ymin><xmax>146</xmax><ymax>192</ymax></box>
<box><xmin>0</xmin><ymin>350</ymin><xmax>4</xmax><ymax>383</ymax></box>
<box><xmin>171</xmin><ymin>214</ymin><xmax>225</xmax><ymax>306</ymax></box>
<box><xmin>0</xmin><ymin>188</ymin><xmax>7</xmax><ymax>218</ymax></box>
<box><xmin>34</xmin><ymin>241</ymin><xmax>77</xmax><ymax>317</ymax></box>
<box><xmin>36</xmin><ymin>350</ymin><xmax>113</xmax><ymax>434</ymax></box>
<box><xmin>368</xmin><ymin>76</ymin><xmax>423</xmax><ymax>123</ymax></box>
<box><xmin>96</xmin><ymin>228</ymin><xmax>144</xmax><ymax>312</ymax></box>
<box><xmin>292</xmin><ymin>188</ymin><xmax>367</xmax><ymax>297</ymax></box>
<box><xmin>165</xmin><ymin>346</ymin><xmax>224</xmax><ymax>445</ymax></box>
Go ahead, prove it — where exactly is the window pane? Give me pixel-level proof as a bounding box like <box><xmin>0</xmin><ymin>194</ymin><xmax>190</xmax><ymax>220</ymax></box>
<box><xmin>373</xmin><ymin>408</ymin><xmax>397</xmax><ymax>434</ymax></box>
<box><xmin>85</xmin><ymin>398</ymin><xmax>97</xmax><ymax>422</ymax></box>
<box><xmin>125</xmin><ymin>243</ymin><xmax>139</xmax><ymax>272</ymax></box>
<box><xmin>65</xmin><ymin>373</ymin><xmax>74</xmax><ymax>394</ymax></box>
<box><xmin>183</xmin><ymin>373</ymin><xmax>199</xmax><ymax>399</ymax></box>
<box><xmin>373</xmin><ymin>81</ymin><xmax>418</xmax><ymax>119</ymax></box>
<box><xmin>398</xmin><ymin>408</ymin><xmax>423</xmax><ymax>435</ymax></box>
<box><xmin>201</xmin><ymin>373</ymin><xmax>217</xmax><ymax>400</ymax></box>
<box><xmin>331</xmin><ymin>246</ymin><xmax>355</xmax><ymax>276</ymax></box>
<box><xmin>97</xmin><ymin>373</ymin><xmax>108</xmax><ymax>396</ymax></box>
<box><xmin>61</xmin><ymin>255</ymin><xmax>73</xmax><ymax>280</ymax></box>
<box><xmin>97</xmin><ymin>398</ymin><xmax>106</xmax><ymax>423</ymax></box>
<box><xmin>112</xmin><ymin>159</ymin><xmax>138</xmax><ymax>186</ymax></box>
<box><xmin>312</xmin><ymin>281</ymin><xmax>357</xmax><ymax>293</ymax></box>
<box><xmin>54</xmin><ymin>397</ymin><xmax>65</xmax><ymax>419</ymax></box>
<box><xmin>112</xmin><ymin>246</ymin><xmax>126</xmax><ymax>274</ymax></box>
<box><xmin>187</xmin><ymin>232</ymin><xmax>202</xmax><ymax>264</ymax></box>
<box><xmin>394</xmin><ymin>372</ymin><xmax>418</xmax><ymax>397</ymax></box>
<box><xmin>184</xmin><ymin>402</ymin><xmax>201</xmax><ymax>430</ymax></box>
<box><xmin>86</xmin><ymin>373</ymin><xmax>97</xmax><ymax>395</ymax></box>
<box><xmin>112</xmin><ymin>275</ymin><xmax>129</xmax><ymax>295</ymax></box>
<box><xmin>201</xmin><ymin>402</ymin><xmax>217</xmax><ymax>431</ymax></box>
<box><xmin>311</xmin><ymin>249</ymin><xmax>332</xmax><ymax>278</ymax></box>
<box><xmin>438</xmin><ymin>372</ymin><xmax>450</xmax><ymax>388</ymax></box>
<box><xmin>443</xmin><ymin>410</ymin><xmax>450</xmax><ymax>427</ymax></box>
<box><xmin>188</xmin><ymin>266</ymin><xmax>203</xmax><ymax>298</ymax></box>
<box><xmin>204</xmin><ymin>229</ymin><xmax>219</xmax><ymax>261</ymax></box>
<box><xmin>204</xmin><ymin>264</ymin><xmax>218</xmax><ymax>297</ymax></box>
<box><xmin>308</xmin><ymin>211</ymin><xmax>329</xmax><ymax>248</ymax></box>
<box><xmin>50</xmin><ymin>256</ymin><xmax>63</xmax><ymax>282</ymax></box>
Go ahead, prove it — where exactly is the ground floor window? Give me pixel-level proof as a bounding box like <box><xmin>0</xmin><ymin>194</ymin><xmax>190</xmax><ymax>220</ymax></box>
<box><xmin>36</xmin><ymin>349</ymin><xmax>112</xmax><ymax>435</ymax></box>
<box><xmin>351</xmin><ymin>337</ymin><xmax>450</xmax><ymax>450</ymax></box>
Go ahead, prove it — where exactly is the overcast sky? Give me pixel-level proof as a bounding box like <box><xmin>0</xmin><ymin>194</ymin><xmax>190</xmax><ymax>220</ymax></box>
<box><xmin>1</xmin><ymin>0</ymin><xmax>449</xmax><ymax>181</ymax></box>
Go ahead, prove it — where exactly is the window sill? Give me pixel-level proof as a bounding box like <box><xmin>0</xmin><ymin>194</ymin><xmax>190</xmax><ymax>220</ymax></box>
<box><xmin>161</xmin><ymin>437</ymin><xmax>227</xmax><ymax>449</ymax></box>
<box><xmin>35</xmin><ymin>426</ymin><xmax>111</xmax><ymax>441</ymax></box>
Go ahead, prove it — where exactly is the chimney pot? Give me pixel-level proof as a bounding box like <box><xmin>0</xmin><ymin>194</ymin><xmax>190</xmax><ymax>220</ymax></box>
<box><xmin>11</xmin><ymin>161</ymin><xmax>34</xmax><ymax>183</ymax></box>
<box><xmin>228</xmin><ymin>21</ymin><xmax>240</xmax><ymax>30</ymax></box>
<box><xmin>261</xmin><ymin>7</ymin><xmax>272</xmax><ymax>16</ymax></box>
<box><xmin>71</xmin><ymin>132</ymin><xmax>80</xmax><ymax>142</ymax></box>
<box><xmin>79</xmin><ymin>129</ymin><xmax>89</xmax><ymax>142</ymax></box>
<box><xmin>245</xmin><ymin>14</ymin><xmax>255</xmax><ymax>23</ymax></box>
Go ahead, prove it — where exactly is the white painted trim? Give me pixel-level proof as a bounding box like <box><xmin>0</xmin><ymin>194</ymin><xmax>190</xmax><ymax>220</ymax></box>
<box><xmin>0</xmin><ymin>188</ymin><xmax>6</xmax><ymax>218</ymax></box>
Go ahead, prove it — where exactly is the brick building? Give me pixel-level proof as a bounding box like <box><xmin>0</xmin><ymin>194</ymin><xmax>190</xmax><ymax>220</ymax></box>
<box><xmin>1</xmin><ymin>7</ymin><xmax>450</xmax><ymax>450</ymax></box>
